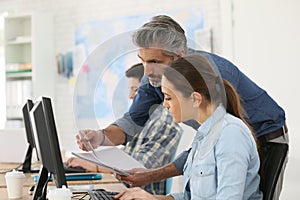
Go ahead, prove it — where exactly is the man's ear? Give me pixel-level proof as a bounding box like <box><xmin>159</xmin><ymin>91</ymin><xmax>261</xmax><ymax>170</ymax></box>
<box><xmin>191</xmin><ymin>92</ymin><xmax>202</xmax><ymax>108</ymax></box>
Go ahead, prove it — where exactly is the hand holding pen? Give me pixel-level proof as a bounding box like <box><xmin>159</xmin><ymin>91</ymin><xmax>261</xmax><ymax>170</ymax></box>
<box><xmin>78</xmin><ymin>130</ymin><xmax>109</xmax><ymax>166</ymax></box>
<box><xmin>76</xmin><ymin>129</ymin><xmax>105</xmax><ymax>151</ymax></box>
<box><xmin>77</xmin><ymin>130</ymin><xmax>132</xmax><ymax>186</ymax></box>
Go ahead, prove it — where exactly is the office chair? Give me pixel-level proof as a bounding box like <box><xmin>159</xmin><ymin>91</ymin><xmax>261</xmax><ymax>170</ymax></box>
<box><xmin>259</xmin><ymin>142</ymin><xmax>288</xmax><ymax>200</ymax></box>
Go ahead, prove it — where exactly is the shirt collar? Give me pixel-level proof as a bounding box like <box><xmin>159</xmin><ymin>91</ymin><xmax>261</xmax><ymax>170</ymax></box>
<box><xmin>197</xmin><ymin>104</ymin><xmax>226</xmax><ymax>138</ymax></box>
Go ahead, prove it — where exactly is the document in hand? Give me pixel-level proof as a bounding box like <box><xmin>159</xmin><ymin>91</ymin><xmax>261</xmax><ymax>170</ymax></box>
<box><xmin>72</xmin><ymin>146</ymin><xmax>145</xmax><ymax>176</ymax></box>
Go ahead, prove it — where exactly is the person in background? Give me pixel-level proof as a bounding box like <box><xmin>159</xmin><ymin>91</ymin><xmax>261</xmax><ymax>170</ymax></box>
<box><xmin>115</xmin><ymin>54</ymin><xmax>263</xmax><ymax>200</ymax></box>
<box><xmin>77</xmin><ymin>15</ymin><xmax>288</xmax><ymax>199</ymax></box>
<box><xmin>125</xmin><ymin>63</ymin><xmax>144</xmax><ymax>100</ymax></box>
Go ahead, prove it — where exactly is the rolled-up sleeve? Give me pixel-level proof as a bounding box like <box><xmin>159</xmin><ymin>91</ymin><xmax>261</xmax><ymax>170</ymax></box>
<box><xmin>169</xmin><ymin>193</ymin><xmax>184</xmax><ymax>200</ymax></box>
<box><xmin>113</xmin><ymin>112</ymin><xmax>143</xmax><ymax>143</ymax></box>
<box><xmin>173</xmin><ymin>149</ymin><xmax>191</xmax><ymax>174</ymax></box>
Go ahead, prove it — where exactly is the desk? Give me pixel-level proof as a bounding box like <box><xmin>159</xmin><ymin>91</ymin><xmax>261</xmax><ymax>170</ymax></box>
<box><xmin>0</xmin><ymin>183</ymin><xmax>126</xmax><ymax>200</ymax></box>
<box><xmin>0</xmin><ymin>163</ymin><xmax>126</xmax><ymax>200</ymax></box>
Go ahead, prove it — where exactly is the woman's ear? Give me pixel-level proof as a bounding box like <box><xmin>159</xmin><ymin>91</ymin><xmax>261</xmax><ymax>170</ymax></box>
<box><xmin>191</xmin><ymin>92</ymin><xmax>202</xmax><ymax>108</ymax></box>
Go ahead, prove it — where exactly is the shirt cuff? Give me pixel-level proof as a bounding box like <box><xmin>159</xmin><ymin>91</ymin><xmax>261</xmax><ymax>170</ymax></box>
<box><xmin>113</xmin><ymin>112</ymin><xmax>143</xmax><ymax>143</ymax></box>
<box><xmin>168</xmin><ymin>193</ymin><xmax>184</xmax><ymax>200</ymax></box>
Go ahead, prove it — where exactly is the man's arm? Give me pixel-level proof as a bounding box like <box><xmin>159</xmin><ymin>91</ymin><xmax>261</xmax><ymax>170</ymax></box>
<box><xmin>117</xmin><ymin>149</ymin><xmax>190</xmax><ymax>187</ymax></box>
<box><xmin>112</xmin><ymin>112</ymin><xmax>143</xmax><ymax>143</ymax></box>
<box><xmin>119</xmin><ymin>163</ymin><xmax>181</xmax><ymax>187</ymax></box>
<box><xmin>103</xmin><ymin>124</ymin><xmax>126</xmax><ymax>145</ymax></box>
<box><xmin>153</xmin><ymin>163</ymin><xmax>181</xmax><ymax>181</ymax></box>
<box><xmin>155</xmin><ymin>196</ymin><xmax>174</xmax><ymax>200</ymax></box>
<box><xmin>76</xmin><ymin>124</ymin><xmax>126</xmax><ymax>150</ymax></box>
<box><xmin>172</xmin><ymin>149</ymin><xmax>190</xmax><ymax>174</ymax></box>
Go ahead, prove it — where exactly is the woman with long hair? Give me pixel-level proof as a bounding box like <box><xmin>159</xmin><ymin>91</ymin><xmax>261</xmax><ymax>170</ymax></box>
<box><xmin>115</xmin><ymin>54</ymin><xmax>262</xmax><ymax>200</ymax></box>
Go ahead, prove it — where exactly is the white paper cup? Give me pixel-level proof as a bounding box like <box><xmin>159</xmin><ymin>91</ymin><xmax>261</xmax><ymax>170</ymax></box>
<box><xmin>48</xmin><ymin>185</ymin><xmax>72</xmax><ymax>200</ymax></box>
<box><xmin>5</xmin><ymin>170</ymin><xmax>25</xmax><ymax>199</ymax></box>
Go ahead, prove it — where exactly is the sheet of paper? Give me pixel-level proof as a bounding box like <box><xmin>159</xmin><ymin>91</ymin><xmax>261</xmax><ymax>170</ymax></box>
<box><xmin>72</xmin><ymin>146</ymin><xmax>145</xmax><ymax>176</ymax></box>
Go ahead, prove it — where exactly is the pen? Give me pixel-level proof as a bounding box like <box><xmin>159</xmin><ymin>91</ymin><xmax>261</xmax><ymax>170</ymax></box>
<box><xmin>115</xmin><ymin>176</ymin><xmax>132</xmax><ymax>188</ymax></box>
<box><xmin>28</xmin><ymin>185</ymin><xmax>35</xmax><ymax>195</ymax></box>
<box><xmin>79</xmin><ymin>130</ymin><xmax>101</xmax><ymax>161</ymax></box>
<box><xmin>78</xmin><ymin>131</ymin><xmax>130</xmax><ymax>177</ymax></box>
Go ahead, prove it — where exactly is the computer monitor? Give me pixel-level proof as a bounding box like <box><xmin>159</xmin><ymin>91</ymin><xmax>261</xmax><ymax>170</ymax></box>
<box><xmin>21</xmin><ymin>99</ymin><xmax>40</xmax><ymax>173</ymax></box>
<box><xmin>30</xmin><ymin>98</ymin><xmax>67</xmax><ymax>200</ymax></box>
<box><xmin>41</xmin><ymin>96</ymin><xmax>66</xmax><ymax>186</ymax></box>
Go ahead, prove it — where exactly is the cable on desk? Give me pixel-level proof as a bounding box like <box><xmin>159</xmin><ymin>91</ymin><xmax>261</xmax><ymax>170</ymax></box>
<box><xmin>0</xmin><ymin>153</ymin><xmax>33</xmax><ymax>174</ymax></box>
<box><xmin>0</xmin><ymin>162</ymin><xmax>23</xmax><ymax>174</ymax></box>
<box><xmin>72</xmin><ymin>193</ymin><xmax>89</xmax><ymax>200</ymax></box>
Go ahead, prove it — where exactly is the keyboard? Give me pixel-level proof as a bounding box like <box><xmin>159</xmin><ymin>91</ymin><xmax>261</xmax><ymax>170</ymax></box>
<box><xmin>63</xmin><ymin>162</ymin><xmax>86</xmax><ymax>173</ymax></box>
<box><xmin>88</xmin><ymin>189</ymin><xmax>119</xmax><ymax>200</ymax></box>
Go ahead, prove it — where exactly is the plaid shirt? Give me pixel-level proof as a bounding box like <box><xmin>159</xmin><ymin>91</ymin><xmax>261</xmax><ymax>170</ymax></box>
<box><xmin>124</xmin><ymin>105</ymin><xmax>182</xmax><ymax>195</ymax></box>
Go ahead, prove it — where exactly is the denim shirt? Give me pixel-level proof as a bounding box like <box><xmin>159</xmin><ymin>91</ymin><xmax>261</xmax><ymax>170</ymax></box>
<box><xmin>196</xmin><ymin>51</ymin><xmax>285</xmax><ymax>137</ymax></box>
<box><xmin>171</xmin><ymin>105</ymin><xmax>263</xmax><ymax>200</ymax></box>
<box><xmin>113</xmin><ymin>51</ymin><xmax>285</xmax><ymax>143</ymax></box>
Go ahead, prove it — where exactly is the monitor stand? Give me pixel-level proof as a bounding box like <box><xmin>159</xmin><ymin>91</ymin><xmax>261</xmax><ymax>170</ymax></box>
<box><xmin>33</xmin><ymin>166</ymin><xmax>50</xmax><ymax>200</ymax></box>
<box><xmin>21</xmin><ymin>145</ymin><xmax>40</xmax><ymax>173</ymax></box>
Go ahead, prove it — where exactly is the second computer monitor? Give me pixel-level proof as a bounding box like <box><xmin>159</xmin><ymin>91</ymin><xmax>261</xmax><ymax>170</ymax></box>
<box><xmin>22</xmin><ymin>99</ymin><xmax>39</xmax><ymax>172</ymax></box>
<box><xmin>30</xmin><ymin>98</ymin><xmax>67</xmax><ymax>189</ymax></box>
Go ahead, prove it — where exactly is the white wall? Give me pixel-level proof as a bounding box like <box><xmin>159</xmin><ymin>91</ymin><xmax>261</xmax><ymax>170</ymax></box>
<box><xmin>231</xmin><ymin>0</ymin><xmax>300</xmax><ymax>159</ymax></box>
<box><xmin>0</xmin><ymin>17</ymin><xmax>4</xmax><ymax>128</ymax></box>
<box><xmin>221</xmin><ymin>0</ymin><xmax>300</xmax><ymax>198</ymax></box>
<box><xmin>0</xmin><ymin>0</ymin><xmax>221</xmax><ymax>151</ymax></box>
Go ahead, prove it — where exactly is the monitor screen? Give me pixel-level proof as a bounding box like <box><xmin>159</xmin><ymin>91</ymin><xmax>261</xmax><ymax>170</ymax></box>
<box><xmin>21</xmin><ymin>99</ymin><xmax>39</xmax><ymax>172</ymax></box>
<box><xmin>30</xmin><ymin>98</ymin><xmax>67</xmax><ymax>191</ymax></box>
<box><xmin>41</xmin><ymin>96</ymin><xmax>66</xmax><ymax>187</ymax></box>
<box><xmin>22</xmin><ymin>100</ymin><xmax>35</xmax><ymax>147</ymax></box>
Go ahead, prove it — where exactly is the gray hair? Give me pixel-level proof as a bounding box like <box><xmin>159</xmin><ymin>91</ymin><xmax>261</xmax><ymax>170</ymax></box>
<box><xmin>132</xmin><ymin>15</ymin><xmax>187</xmax><ymax>57</ymax></box>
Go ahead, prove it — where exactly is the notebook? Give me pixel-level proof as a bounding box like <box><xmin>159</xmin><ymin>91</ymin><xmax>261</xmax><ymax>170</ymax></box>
<box><xmin>72</xmin><ymin>146</ymin><xmax>145</xmax><ymax>176</ymax></box>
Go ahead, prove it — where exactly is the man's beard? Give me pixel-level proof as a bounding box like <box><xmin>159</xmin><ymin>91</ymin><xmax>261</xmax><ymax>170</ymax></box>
<box><xmin>149</xmin><ymin>80</ymin><xmax>161</xmax><ymax>87</ymax></box>
<box><xmin>148</xmin><ymin>74</ymin><xmax>162</xmax><ymax>87</ymax></box>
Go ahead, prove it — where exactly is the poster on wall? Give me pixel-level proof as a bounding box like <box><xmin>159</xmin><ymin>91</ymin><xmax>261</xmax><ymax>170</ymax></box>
<box><xmin>73</xmin><ymin>8</ymin><xmax>206</xmax><ymax>128</ymax></box>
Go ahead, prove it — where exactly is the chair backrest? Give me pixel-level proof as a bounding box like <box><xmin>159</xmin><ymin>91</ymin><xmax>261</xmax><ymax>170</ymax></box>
<box><xmin>260</xmin><ymin>142</ymin><xmax>288</xmax><ymax>200</ymax></box>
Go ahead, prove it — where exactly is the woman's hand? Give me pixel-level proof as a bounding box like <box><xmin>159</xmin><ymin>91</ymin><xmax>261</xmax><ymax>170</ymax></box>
<box><xmin>114</xmin><ymin>187</ymin><xmax>157</xmax><ymax>200</ymax></box>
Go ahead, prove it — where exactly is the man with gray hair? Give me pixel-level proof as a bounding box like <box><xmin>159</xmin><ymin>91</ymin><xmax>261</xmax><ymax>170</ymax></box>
<box><xmin>77</xmin><ymin>15</ymin><xmax>288</xmax><ymax>199</ymax></box>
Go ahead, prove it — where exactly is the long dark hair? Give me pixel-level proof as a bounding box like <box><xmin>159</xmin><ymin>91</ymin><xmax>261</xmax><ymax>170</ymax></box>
<box><xmin>163</xmin><ymin>54</ymin><xmax>258</xmax><ymax>146</ymax></box>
